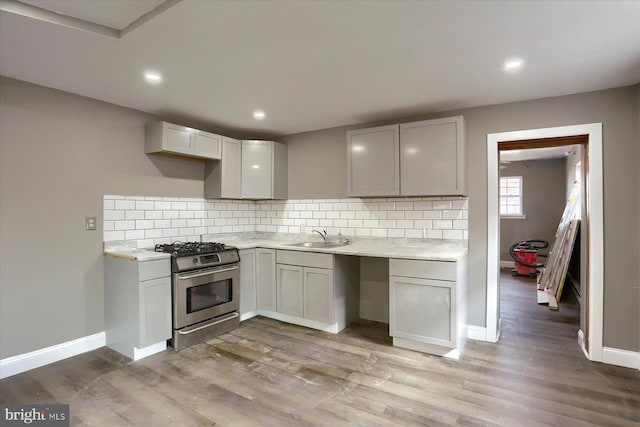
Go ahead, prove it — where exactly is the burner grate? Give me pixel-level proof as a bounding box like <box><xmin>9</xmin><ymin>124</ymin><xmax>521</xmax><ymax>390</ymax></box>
<box><xmin>155</xmin><ymin>241</ymin><xmax>227</xmax><ymax>257</ymax></box>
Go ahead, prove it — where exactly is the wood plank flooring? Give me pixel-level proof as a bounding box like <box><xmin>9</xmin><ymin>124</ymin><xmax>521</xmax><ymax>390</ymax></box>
<box><xmin>2</xmin><ymin>272</ymin><xmax>639</xmax><ymax>426</ymax></box>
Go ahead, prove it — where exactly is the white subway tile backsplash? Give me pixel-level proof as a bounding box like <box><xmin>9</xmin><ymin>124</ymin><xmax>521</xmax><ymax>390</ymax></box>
<box><xmin>163</xmin><ymin>211</ymin><xmax>179</xmax><ymax>219</ymax></box>
<box><xmin>145</xmin><ymin>211</ymin><xmax>162</xmax><ymax>220</ymax></box>
<box><xmin>114</xmin><ymin>221</ymin><xmax>134</xmax><ymax>230</ymax></box>
<box><xmin>145</xmin><ymin>229</ymin><xmax>163</xmax><ymax>238</ymax></box>
<box><xmin>135</xmin><ymin>201</ymin><xmax>154</xmax><ymax>210</ymax></box>
<box><xmin>125</xmin><ymin>230</ymin><xmax>145</xmax><ymax>240</ymax></box>
<box><xmin>443</xmin><ymin>230</ymin><xmax>464</xmax><ymax>239</ymax></box>
<box><xmin>115</xmin><ymin>200</ymin><xmax>135</xmax><ymax>210</ymax></box>
<box><xmin>388</xmin><ymin>229</ymin><xmax>405</xmax><ymax>238</ymax></box>
<box><xmin>404</xmin><ymin>211</ymin><xmax>422</xmax><ymax>220</ymax></box>
<box><xmin>433</xmin><ymin>201</ymin><xmax>451</xmax><ymax>210</ymax></box>
<box><xmin>405</xmin><ymin>229</ymin><xmax>423</xmax><ymax>238</ymax></box>
<box><xmin>442</xmin><ymin>210</ymin><xmax>463</xmax><ymax>220</ymax></box>
<box><xmin>126</xmin><ymin>211</ymin><xmax>144</xmax><ymax>220</ymax></box>
<box><xmin>104</xmin><ymin>195</ymin><xmax>468</xmax><ymax>245</ymax></box>
<box><xmin>397</xmin><ymin>220</ymin><xmax>413</xmax><ymax>229</ymax></box>
<box><xmin>104</xmin><ymin>210</ymin><xmax>124</xmax><ymax>221</ymax></box>
<box><xmin>104</xmin><ymin>231</ymin><xmax>124</xmax><ymax>241</ymax></box>
<box><xmin>388</xmin><ymin>211</ymin><xmax>404</xmax><ymax>220</ymax></box>
<box><xmin>154</xmin><ymin>219</ymin><xmax>170</xmax><ymax>229</ymax></box>
<box><xmin>136</xmin><ymin>220</ymin><xmax>154</xmax><ymax>229</ymax></box>
<box><xmin>433</xmin><ymin>220</ymin><xmax>453</xmax><ymax>230</ymax></box>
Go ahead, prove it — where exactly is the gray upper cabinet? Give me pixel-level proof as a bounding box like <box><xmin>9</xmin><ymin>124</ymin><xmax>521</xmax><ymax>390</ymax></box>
<box><xmin>241</xmin><ymin>140</ymin><xmax>287</xmax><ymax>199</ymax></box>
<box><xmin>204</xmin><ymin>136</ymin><xmax>242</xmax><ymax>199</ymax></box>
<box><xmin>346</xmin><ymin>116</ymin><xmax>466</xmax><ymax>197</ymax></box>
<box><xmin>146</xmin><ymin>121</ymin><xmax>222</xmax><ymax>160</ymax></box>
<box><xmin>346</xmin><ymin>124</ymin><xmax>400</xmax><ymax>197</ymax></box>
<box><xmin>400</xmin><ymin>116</ymin><xmax>465</xmax><ymax>196</ymax></box>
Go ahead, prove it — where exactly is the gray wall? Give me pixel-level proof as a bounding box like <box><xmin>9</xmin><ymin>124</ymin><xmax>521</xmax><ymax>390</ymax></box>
<box><xmin>499</xmin><ymin>159</ymin><xmax>567</xmax><ymax>262</ymax></box>
<box><xmin>282</xmin><ymin>85</ymin><xmax>640</xmax><ymax>352</ymax></box>
<box><xmin>0</xmin><ymin>77</ymin><xmax>207</xmax><ymax>359</ymax></box>
<box><xmin>1</xmin><ymin>77</ymin><xmax>638</xmax><ymax>358</ymax></box>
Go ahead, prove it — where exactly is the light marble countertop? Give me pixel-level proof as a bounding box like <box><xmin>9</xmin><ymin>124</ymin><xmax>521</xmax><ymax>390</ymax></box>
<box><xmin>103</xmin><ymin>241</ymin><xmax>171</xmax><ymax>262</ymax></box>
<box><xmin>202</xmin><ymin>232</ymin><xmax>468</xmax><ymax>262</ymax></box>
<box><xmin>103</xmin><ymin>232</ymin><xmax>468</xmax><ymax>262</ymax></box>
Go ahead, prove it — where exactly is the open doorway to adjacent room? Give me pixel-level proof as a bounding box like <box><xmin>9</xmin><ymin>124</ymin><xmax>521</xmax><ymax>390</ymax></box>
<box><xmin>498</xmin><ymin>142</ymin><xmax>585</xmax><ymax>355</ymax></box>
<box><xmin>486</xmin><ymin>123</ymin><xmax>604</xmax><ymax>362</ymax></box>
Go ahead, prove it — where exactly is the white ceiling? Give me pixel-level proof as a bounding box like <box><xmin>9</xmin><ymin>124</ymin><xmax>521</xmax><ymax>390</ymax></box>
<box><xmin>18</xmin><ymin>0</ymin><xmax>166</xmax><ymax>30</ymax></box>
<box><xmin>1</xmin><ymin>0</ymin><xmax>639</xmax><ymax>137</ymax></box>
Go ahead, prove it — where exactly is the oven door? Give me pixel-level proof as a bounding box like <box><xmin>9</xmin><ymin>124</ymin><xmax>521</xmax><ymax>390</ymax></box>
<box><xmin>174</xmin><ymin>264</ymin><xmax>239</xmax><ymax>329</ymax></box>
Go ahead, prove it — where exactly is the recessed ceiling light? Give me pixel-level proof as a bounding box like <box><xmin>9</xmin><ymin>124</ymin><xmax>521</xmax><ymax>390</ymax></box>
<box><xmin>144</xmin><ymin>70</ymin><xmax>162</xmax><ymax>84</ymax></box>
<box><xmin>253</xmin><ymin>110</ymin><xmax>266</xmax><ymax>120</ymax></box>
<box><xmin>503</xmin><ymin>58</ymin><xmax>523</xmax><ymax>72</ymax></box>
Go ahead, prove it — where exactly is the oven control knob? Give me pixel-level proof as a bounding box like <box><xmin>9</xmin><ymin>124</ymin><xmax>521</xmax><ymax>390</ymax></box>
<box><xmin>192</xmin><ymin>257</ymin><xmax>198</xmax><ymax>264</ymax></box>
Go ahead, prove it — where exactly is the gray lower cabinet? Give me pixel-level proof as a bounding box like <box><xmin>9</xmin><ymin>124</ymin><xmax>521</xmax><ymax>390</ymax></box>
<box><xmin>239</xmin><ymin>249</ymin><xmax>257</xmax><ymax>316</ymax></box>
<box><xmin>256</xmin><ymin>248</ymin><xmax>277</xmax><ymax>311</ymax></box>
<box><xmin>275</xmin><ymin>250</ymin><xmax>359</xmax><ymax>332</ymax></box>
<box><xmin>276</xmin><ymin>263</ymin><xmax>304</xmax><ymax>317</ymax></box>
<box><xmin>303</xmin><ymin>267</ymin><xmax>334</xmax><ymax>324</ymax></box>
<box><xmin>389</xmin><ymin>256</ymin><xmax>467</xmax><ymax>358</ymax></box>
<box><xmin>104</xmin><ymin>256</ymin><xmax>172</xmax><ymax>360</ymax></box>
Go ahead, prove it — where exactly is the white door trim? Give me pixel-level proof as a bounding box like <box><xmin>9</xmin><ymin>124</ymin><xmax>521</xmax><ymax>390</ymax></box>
<box><xmin>486</xmin><ymin>123</ymin><xmax>603</xmax><ymax>362</ymax></box>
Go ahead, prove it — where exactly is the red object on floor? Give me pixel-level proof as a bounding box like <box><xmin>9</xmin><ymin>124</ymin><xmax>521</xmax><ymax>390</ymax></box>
<box><xmin>513</xmin><ymin>248</ymin><xmax>538</xmax><ymax>276</ymax></box>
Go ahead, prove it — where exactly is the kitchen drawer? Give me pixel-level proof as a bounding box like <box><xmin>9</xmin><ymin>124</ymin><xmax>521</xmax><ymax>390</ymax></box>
<box><xmin>389</xmin><ymin>259</ymin><xmax>456</xmax><ymax>281</ymax></box>
<box><xmin>277</xmin><ymin>250</ymin><xmax>333</xmax><ymax>269</ymax></box>
<box><xmin>138</xmin><ymin>259</ymin><xmax>171</xmax><ymax>281</ymax></box>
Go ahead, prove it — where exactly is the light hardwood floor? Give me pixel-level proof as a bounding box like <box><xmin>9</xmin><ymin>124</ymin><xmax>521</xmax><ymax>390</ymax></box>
<box><xmin>2</xmin><ymin>272</ymin><xmax>639</xmax><ymax>426</ymax></box>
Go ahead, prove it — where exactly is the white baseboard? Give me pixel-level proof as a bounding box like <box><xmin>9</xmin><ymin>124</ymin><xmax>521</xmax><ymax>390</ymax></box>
<box><xmin>0</xmin><ymin>332</ymin><xmax>106</xmax><ymax>379</ymax></box>
<box><xmin>467</xmin><ymin>325</ymin><xmax>487</xmax><ymax>341</ymax></box>
<box><xmin>133</xmin><ymin>341</ymin><xmax>166</xmax><ymax>361</ymax></box>
<box><xmin>500</xmin><ymin>260</ymin><xmax>514</xmax><ymax>269</ymax></box>
<box><xmin>602</xmin><ymin>346</ymin><xmax>640</xmax><ymax>370</ymax></box>
<box><xmin>240</xmin><ymin>310</ymin><xmax>258</xmax><ymax>322</ymax></box>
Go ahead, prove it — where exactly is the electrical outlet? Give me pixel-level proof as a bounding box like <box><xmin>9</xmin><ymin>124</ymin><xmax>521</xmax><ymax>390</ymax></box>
<box><xmin>85</xmin><ymin>216</ymin><xmax>97</xmax><ymax>231</ymax></box>
<box><xmin>300</xmin><ymin>224</ymin><xmax>306</xmax><ymax>233</ymax></box>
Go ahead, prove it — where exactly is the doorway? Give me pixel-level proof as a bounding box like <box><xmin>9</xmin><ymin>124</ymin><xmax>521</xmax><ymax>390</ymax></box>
<box><xmin>486</xmin><ymin>123</ymin><xmax>603</xmax><ymax>362</ymax></box>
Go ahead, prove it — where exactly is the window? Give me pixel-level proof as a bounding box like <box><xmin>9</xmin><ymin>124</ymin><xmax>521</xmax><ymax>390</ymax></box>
<box><xmin>500</xmin><ymin>176</ymin><xmax>523</xmax><ymax>216</ymax></box>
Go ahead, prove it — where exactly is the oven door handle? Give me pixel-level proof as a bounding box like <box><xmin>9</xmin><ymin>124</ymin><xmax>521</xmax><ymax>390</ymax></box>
<box><xmin>177</xmin><ymin>312</ymin><xmax>239</xmax><ymax>335</ymax></box>
<box><xmin>178</xmin><ymin>265</ymin><xmax>239</xmax><ymax>280</ymax></box>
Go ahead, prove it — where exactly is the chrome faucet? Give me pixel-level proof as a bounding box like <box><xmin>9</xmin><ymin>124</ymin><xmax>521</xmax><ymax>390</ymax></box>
<box><xmin>313</xmin><ymin>229</ymin><xmax>328</xmax><ymax>243</ymax></box>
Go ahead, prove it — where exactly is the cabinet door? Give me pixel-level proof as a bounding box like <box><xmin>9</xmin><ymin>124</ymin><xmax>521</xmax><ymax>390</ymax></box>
<box><xmin>400</xmin><ymin>116</ymin><xmax>465</xmax><ymax>196</ymax></box>
<box><xmin>194</xmin><ymin>131</ymin><xmax>222</xmax><ymax>159</ymax></box>
<box><xmin>276</xmin><ymin>264</ymin><xmax>303</xmax><ymax>317</ymax></box>
<box><xmin>163</xmin><ymin>123</ymin><xmax>194</xmax><ymax>155</ymax></box>
<box><xmin>242</xmin><ymin>140</ymin><xmax>273</xmax><ymax>199</ymax></box>
<box><xmin>256</xmin><ymin>249</ymin><xmax>277</xmax><ymax>311</ymax></box>
<box><xmin>221</xmin><ymin>137</ymin><xmax>242</xmax><ymax>198</ymax></box>
<box><xmin>347</xmin><ymin>124</ymin><xmax>400</xmax><ymax>197</ymax></box>
<box><xmin>239</xmin><ymin>249</ymin><xmax>256</xmax><ymax>314</ymax></box>
<box><xmin>138</xmin><ymin>277</ymin><xmax>172</xmax><ymax>348</ymax></box>
<box><xmin>303</xmin><ymin>267</ymin><xmax>333</xmax><ymax>324</ymax></box>
<box><xmin>389</xmin><ymin>276</ymin><xmax>455</xmax><ymax>348</ymax></box>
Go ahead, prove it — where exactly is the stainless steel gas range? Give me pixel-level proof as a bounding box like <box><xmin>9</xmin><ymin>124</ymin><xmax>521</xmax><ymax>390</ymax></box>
<box><xmin>155</xmin><ymin>241</ymin><xmax>240</xmax><ymax>350</ymax></box>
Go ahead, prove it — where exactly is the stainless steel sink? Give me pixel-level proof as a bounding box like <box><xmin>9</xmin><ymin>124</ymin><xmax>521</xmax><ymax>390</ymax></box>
<box><xmin>285</xmin><ymin>241</ymin><xmax>346</xmax><ymax>249</ymax></box>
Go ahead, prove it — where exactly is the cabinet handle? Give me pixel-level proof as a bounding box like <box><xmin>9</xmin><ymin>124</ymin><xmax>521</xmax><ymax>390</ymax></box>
<box><xmin>176</xmin><ymin>312</ymin><xmax>239</xmax><ymax>335</ymax></box>
<box><xmin>178</xmin><ymin>265</ymin><xmax>239</xmax><ymax>279</ymax></box>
